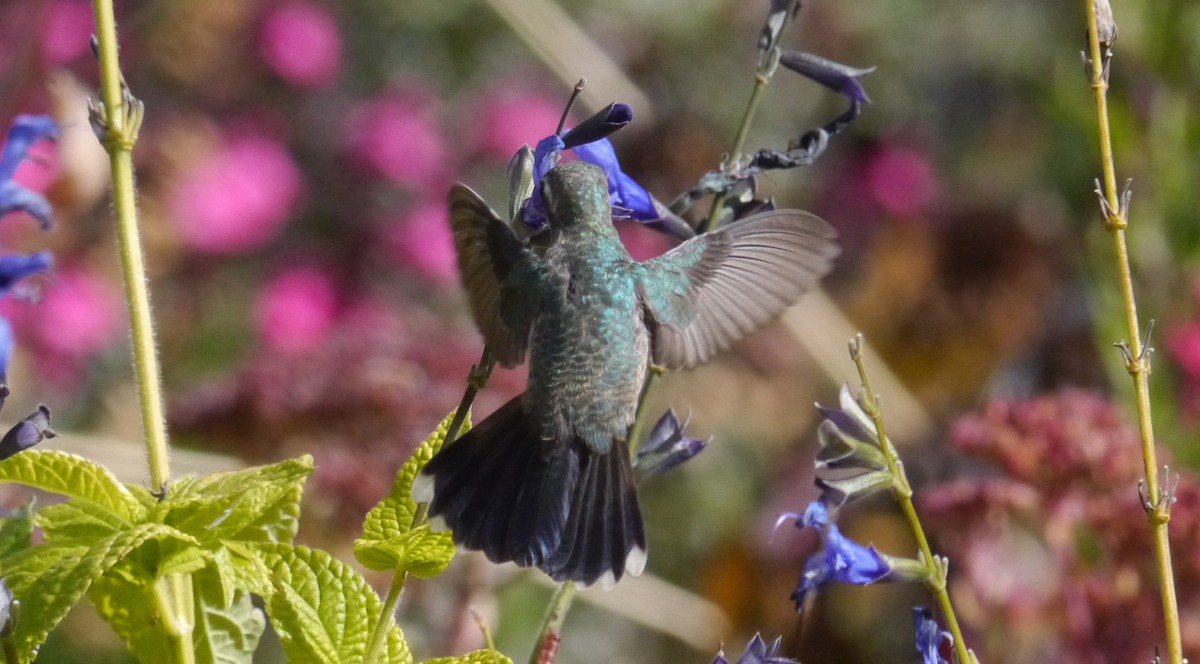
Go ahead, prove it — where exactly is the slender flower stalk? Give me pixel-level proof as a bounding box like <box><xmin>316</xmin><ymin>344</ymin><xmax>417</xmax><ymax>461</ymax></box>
<box><xmin>90</xmin><ymin>0</ymin><xmax>171</xmax><ymax>496</ymax></box>
<box><xmin>91</xmin><ymin>3</ymin><xmax>195</xmax><ymax>661</ymax></box>
<box><xmin>528</xmin><ymin>581</ymin><xmax>575</xmax><ymax>664</ymax></box>
<box><xmin>847</xmin><ymin>334</ymin><xmax>973</xmax><ymax>664</ymax></box>
<box><xmin>1083</xmin><ymin>2</ymin><xmax>1183</xmax><ymax>662</ymax></box>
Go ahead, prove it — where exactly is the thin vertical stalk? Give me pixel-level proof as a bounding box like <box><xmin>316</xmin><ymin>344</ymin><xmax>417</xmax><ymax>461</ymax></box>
<box><xmin>90</xmin><ymin>0</ymin><xmax>171</xmax><ymax>495</ymax></box>
<box><xmin>528</xmin><ymin>582</ymin><xmax>575</xmax><ymax>664</ymax></box>
<box><xmin>1083</xmin><ymin>2</ymin><xmax>1182</xmax><ymax>662</ymax></box>
<box><xmin>850</xmin><ymin>335</ymin><xmax>973</xmax><ymax>664</ymax></box>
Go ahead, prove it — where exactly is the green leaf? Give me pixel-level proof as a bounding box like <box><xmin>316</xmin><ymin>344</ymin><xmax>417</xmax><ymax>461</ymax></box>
<box><xmin>90</xmin><ymin>562</ymin><xmax>265</xmax><ymax>664</ymax></box>
<box><xmin>255</xmin><ymin>543</ymin><xmax>412</xmax><ymax>664</ymax></box>
<box><xmin>356</xmin><ymin>412</ymin><xmax>463</xmax><ymax>573</ymax></box>
<box><xmin>88</xmin><ymin>565</ymin><xmax>173</xmax><ymax>664</ymax></box>
<box><xmin>0</xmin><ymin>501</ymin><xmax>34</xmax><ymax>560</ymax></box>
<box><xmin>5</xmin><ymin>522</ymin><xmax>201</xmax><ymax>662</ymax></box>
<box><xmin>36</xmin><ymin>499</ymin><xmax>130</xmax><ymax>546</ymax></box>
<box><xmin>193</xmin><ymin>565</ymin><xmax>267</xmax><ymax>664</ymax></box>
<box><xmin>353</xmin><ymin>525</ymin><xmax>455</xmax><ymax>578</ymax></box>
<box><xmin>423</xmin><ymin>650</ymin><xmax>513</xmax><ymax>664</ymax></box>
<box><xmin>153</xmin><ymin>455</ymin><xmax>313</xmax><ymax>544</ymax></box>
<box><xmin>0</xmin><ymin>450</ymin><xmax>142</xmax><ymax>522</ymax></box>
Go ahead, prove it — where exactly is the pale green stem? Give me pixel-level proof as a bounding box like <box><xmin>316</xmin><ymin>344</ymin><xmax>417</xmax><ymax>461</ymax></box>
<box><xmin>364</xmin><ymin>570</ymin><xmax>408</xmax><ymax>663</ymax></box>
<box><xmin>91</xmin><ymin>0</ymin><xmax>171</xmax><ymax>495</ymax></box>
<box><xmin>850</xmin><ymin>335</ymin><xmax>973</xmax><ymax>664</ymax></box>
<box><xmin>527</xmin><ymin>581</ymin><xmax>575</xmax><ymax>664</ymax></box>
<box><xmin>702</xmin><ymin>73</ymin><xmax>770</xmax><ymax>234</ymax></box>
<box><xmin>1083</xmin><ymin>3</ymin><xmax>1183</xmax><ymax>662</ymax></box>
<box><xmin>153</xmin><ymin>575</ymin><xmax>196</xmax><ymax>664</ymax></box>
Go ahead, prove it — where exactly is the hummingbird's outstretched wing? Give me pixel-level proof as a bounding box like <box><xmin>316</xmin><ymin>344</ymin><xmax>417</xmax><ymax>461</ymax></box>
<box><xmin>635</xmin><ymin>210</ymin><xmax>839</xmax><ymax>370</ymax></box>
<box><xmin>449</xmin><ymin>184</ymin><xmax>548</xmax><ymax>367</ymax></box>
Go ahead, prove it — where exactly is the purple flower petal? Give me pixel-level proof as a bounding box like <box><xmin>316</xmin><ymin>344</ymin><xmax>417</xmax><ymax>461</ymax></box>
<box><xmin>913</xmin><ymin>608</ymin><xmax>952</xmax><ymax>664</ymax></box>
<box><xmin>0</xmin><ymin>404</ymin><xmax>55</xmax><ymax>461</ymax></box>
<box><xmin>561</xmin><ymin>103</ymin><xmax>633</xmax><ymax>149</ymax></box>
<box><xmin>0</xmin><ymin>252</ymin><xmax>51</xmax><ymax>296</ymax></box>
<box><xmin>573</xmin><ymin>138</ymin><xmax>657</xmax><ymax>220</ymax></box>
<box><xmin>779</xmin><ymin>51</ymin><xmax>874</xmax><ymax>104</ymax></box>
<box><xmin>0</xmin><ymin>116</ymin><xmax>59</xmax><ymax>181</ymax></box>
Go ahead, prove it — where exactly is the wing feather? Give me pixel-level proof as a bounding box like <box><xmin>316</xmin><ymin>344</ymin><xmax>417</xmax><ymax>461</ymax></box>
<box><xmin>449</xmin><ymin>184</ymin><xmax>547</xmax><ymax>367</ymax></box>
<box><xmin>637</xmin><ymin>210</ymin><xmax>839</xmax><ymax>369</ymax></box>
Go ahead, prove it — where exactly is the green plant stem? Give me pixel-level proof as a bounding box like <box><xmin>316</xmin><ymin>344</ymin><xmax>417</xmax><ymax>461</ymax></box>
<box><xmin>703</xmin><ymin>74</ymin><xmax>769</xmax><ymax>234</ymax></box>
<box><xmin>1084</xmin><ymin>3</ymin><xmax>1183</xmax><ymax>663</ymax></box>
<box><xmin>153</xmin><ymin>575</ymin><xmax>196</xmax><ymax>664</ymax></box>
<box><xmin>364</xmin><ymin>570</ymin><xmax>408</xmax><ymax>663</ymax></box>
<box><xmin>91</xmin><ymin>0</ymin><xmax>171</xmax><ymax>496</ymax></box>
<box><xmin>527</xmin><ymin>581</ymin><xmax>575</xmax><ymax>664</ymax></box>
<box><xmin>849</xmin><ymin>335</ymin><xmax>973</xmax><ymax>664</ymax></box>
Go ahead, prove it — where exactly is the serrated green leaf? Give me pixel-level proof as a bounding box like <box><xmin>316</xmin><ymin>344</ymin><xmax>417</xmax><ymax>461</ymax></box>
<box><xmin>218</xmin><ymin>541</ymin><xmax>273</xmax><ymax>598</ymax></box>
<box><xmin>193</xmin><ymin>565</ymin><xmax>266</xmax><ymax>664</ymax></box>
<box><xmin>353</xmin><ymin>524</ymin><xmax>455</xmax><ymax>577</ymax></box>
<box><xmin>153</xmin><ymin>456</ymin><xmax>313</xmax><ymax>544</ymax></box>
<box><xmin>254</xmin><ymin>543</ymin><xmax>412</xmax><ymax>664</ymax></box>
<box><xmin>37</xmin><ymin>499</ymin><xmax>130</xmax><ymax>546</ymax></box>
<box><xmin>0</xmin><ymin>450</ymin><xmax>142</xmax><ymax>522</ymax></box>
<box><xmin>0</xmin><ymin>501</ymin><xmax>34</xmax><ymax>560</ymax></box>
<box><xmin>356</xmin><ymin>412</ymin><xmax>464</xmax><ymax>574</ymax></box>
<box><xmin>91</xmin><ymin>561</ymin><xmax>265</xmax><ymax>664</ymax></box>
<box><xmin>423</xmin><ymin>649</ymin><xmax>512</xmax><ymax>664</ymax></box>
<box><xmin>88</xmin><ymin>564</ymin><xmax>173</xmax><ymax>664</ymax></box>
<box><xmin>5</xmin><ymin>522</ymin><xmax>200</xmax><ymax>663</ymax></box>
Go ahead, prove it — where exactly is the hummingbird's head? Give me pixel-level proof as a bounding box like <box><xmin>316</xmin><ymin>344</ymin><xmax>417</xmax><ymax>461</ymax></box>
<box><xmin>540</xmin><ymin>161</ymin><xmax>611</xmax><ymax>232</ymax></box>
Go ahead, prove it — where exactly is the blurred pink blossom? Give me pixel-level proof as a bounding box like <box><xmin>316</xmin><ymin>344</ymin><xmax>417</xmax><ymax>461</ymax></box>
<box><xmin>864</xmin><ymin>144</ymin><xmax>938</xmax><ymax>219</ymax></box>
<box><xmin>385</xmin><ymin>203</ymin><xmax>457</xmax><ymax>285</ymax></box>
<box><xmin>343</xmin><ymin>92</ymin><xmax>447</xmax><ymax>189</ymax></box>
<box><xmin>471</xmin><ymin>85</ymin><xmax>566</xmax><ymax>160</ymax></box>
<box><xmin>258</xmin><ymin>1</ymin><xmax>342</xmax><ymax>90</ymax></box>
<box><xmin>40</xmin><ymin>0</ymin><xmax>94</xmax><ymax>65</ymax></box>
<box><xmin>171</xmin><ymin>134</ymin><xmax>303</xmax><ymax>254</ymax></box>
<box><xmin>254</xmin><ymin>265</ymin><xmax>338</xmax><ymax>353</ymax></box>
<box><xmin>32</xmin><ymin>269</ymin><xmax>122</xmax><ymax>359</ymax></box>
<box><xmin>1168</xmin><ymin>324</ymin><xmax>1200</xmax><ymax>380</ymax></box>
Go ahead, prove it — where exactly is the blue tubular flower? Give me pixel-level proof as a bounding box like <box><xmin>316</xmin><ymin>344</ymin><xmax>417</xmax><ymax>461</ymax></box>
<box><xmin>778</xmin><ymin>52</ymin><xmax>874</xmax><ymax>105</ymax></box>
<box><xmin>0</xmin><ymin>319</ymin><xmax>12</xmax><ymax>381</ymax></box>
<box><xmin>0</xmin><ymin>252</ymin><xmax>51</xmax><ymax>297</ymax></box>
<box><xmin>789</xmin><ymin>501</ymin><xmax>892</xmax><ymax>610</ymax></box>
<box><xmin>0</xmin><ymin>115</ymin><xmax>59</xmax><ymax>229</ymax></box>
<box><xmin>913</xmin><ymin>608</ymin><xmax>952</xmax><ymax>664</ymax></box>
<box><xmin>522</xmin><ymin>103</ymin><xmax>659</xmax><ymax>227</ymax></box>
<box><xmin>712</xmin><ymin>634</ymin><xmax>795</xmax><ymax>664</ymax></box>
<box><xmin>634</xmin><ymin>409</ymin><xmax>708</xmax><ymax>482</ymax></box>
<box><xmin>0</xmin><ymin>404</ymin><xmax>55</xmax><ymax>461</ymax></box>
<box><xmin>572</xmin><ymin>138</ymin><xmax>657</xmax><ymax>221</ymax></box>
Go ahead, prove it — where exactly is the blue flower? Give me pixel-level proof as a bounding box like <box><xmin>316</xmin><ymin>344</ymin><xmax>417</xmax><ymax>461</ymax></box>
<box><xmin>0</xmin><ymin>115</ymin><xmax>59</xmax><ymax>229</ymax></box>
<box><xmin>778</xmin><ymin>52</ymin><xmax>874</xmax><ymax>105</ymax></box>
<box><xmin>0</xmin><ymin>404</ymin><xmax>55</xmax><ymax>461</ymax></box>
<box><xmin>788</xmin><ymin>500</ymin><xmax>892</xmax><ymax>609</ymax></box>
<box><xmin>634</xmin><ymin>409</ymin><xmax>708</xmax><ymax>481</ymax></box>
<box><xmin>913</xmin><ymin>608</ymin><xmax>952</xmax><ymax>664</ymax></box>
<box><xmin>523</xmin><ymin>103</ymin><xmax>659</xmax><ymax>228</ymax></box>
<box><xmin>712</xmin><ymin>634</ymin><xmax>795</xmax><ymax>664</ymax></box>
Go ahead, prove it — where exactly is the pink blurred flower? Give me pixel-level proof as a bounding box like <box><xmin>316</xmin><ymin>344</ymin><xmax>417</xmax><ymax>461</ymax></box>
<box><xmin>40</xmin><ymin>0</ymin><xmax>94</xmax><ymax>66</ymax></box>
<box><xmin>258</xmin><ymin>1</ymin><xmax>342</xmax><ymax>90</ymax></box>
<box><xmin>1168</xmin><ymin>324</ymin><xmax>1200</xmax><ymax>380</ymax></box>
<box><xmin>385</xmin><ymin>202</ymin><xmax>457</xmax><ymax>285</ymax></box>
<box><xmin>32</xmin><ymin>269</ymin><xmax>122</xmax><ymax>359</ymax></box>
<box><xmin>254</xmin><ymin>265</ymin><xmax>338</xmax><ymax>353</ymax></box>
<box><xmin>864</xmin><ymin>145</ymin><xmax>938</xmax><ymax>219</ymax></box>
<box><xmin>471</xmin><ymin>85</ymin><xmax>566</xmax><ymax>160</ymax></box>
<box><xmin>343</xmin><ymin>92</ymin><xmax>447</xmax><ymax>189</ymax></box>
<box><xmin>171</xmin><ymin>134</ymin><xmax>303</xmax><ymax>254</ymax></box>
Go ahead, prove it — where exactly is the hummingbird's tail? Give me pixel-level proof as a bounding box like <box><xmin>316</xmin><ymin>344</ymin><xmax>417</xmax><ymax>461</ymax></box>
<box><xmin>418</xmin><ymin>396</ymin><xmax>647</xmax><ymax>588</ymax></box>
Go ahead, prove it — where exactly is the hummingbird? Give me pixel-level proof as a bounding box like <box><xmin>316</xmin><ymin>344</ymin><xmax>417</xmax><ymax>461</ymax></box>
<box><xmin>419</xmin><ymin>160</ymin><xmax>838</xmax><ymax>588</ymax></box>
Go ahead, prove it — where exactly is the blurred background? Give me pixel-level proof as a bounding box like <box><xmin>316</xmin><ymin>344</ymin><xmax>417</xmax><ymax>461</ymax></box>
<box><xmin>1</xmin><ymin>0</ymin><xmax>1199</xmax><ymax>662</ymax></box>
